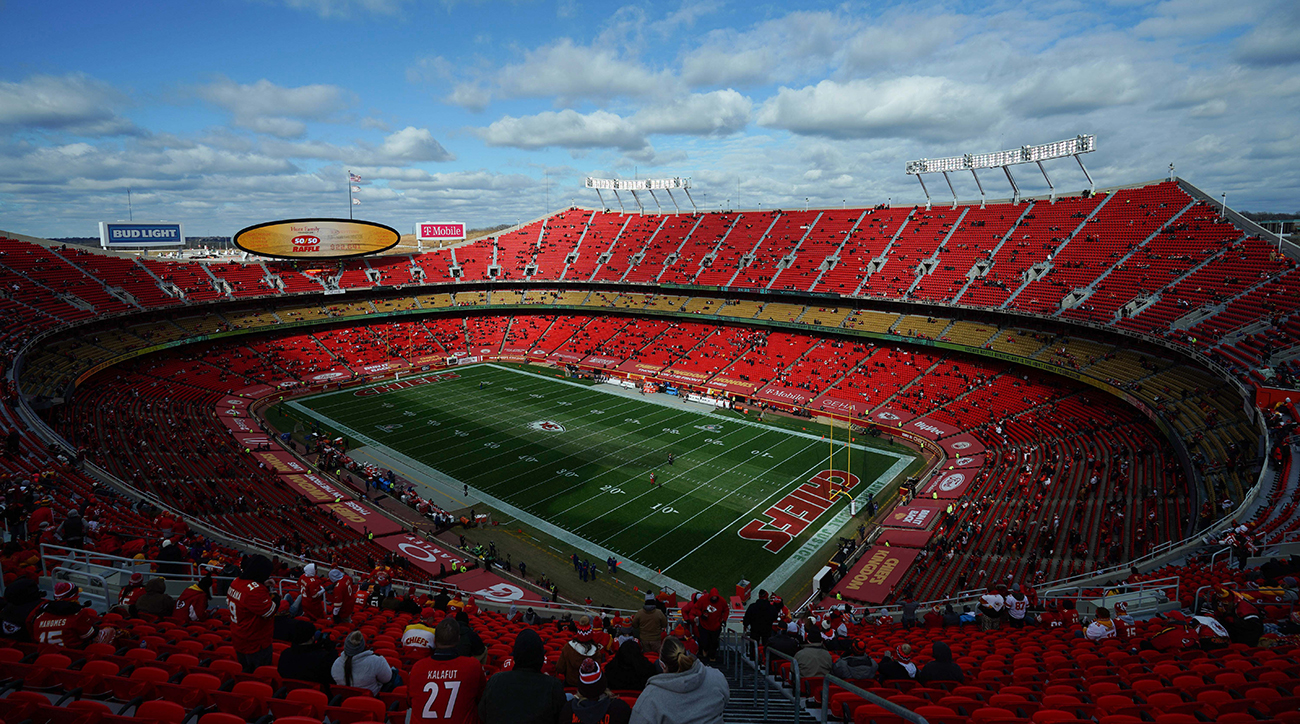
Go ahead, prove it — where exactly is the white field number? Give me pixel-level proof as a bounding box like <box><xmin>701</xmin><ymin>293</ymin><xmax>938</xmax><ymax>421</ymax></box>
<box><xmin>651</xmin><ymin>503</ymin><xmax>678</xmax><ymax>514</ymax></box>
<box><xmin>662</xmin><ymin>428</ymin><xmax>680</xmax><ymax>435</ymax></box>
<box><xmin>556</xmin><ymin>468</ymin><xmax>579</xmax><ymax>478</ymax></box>
<box><xmin>600</xmin><ymin>485</ymin><xmax>626</xmax><ymax>495</ymax></box>
<box><xmin>751</xmin><ymin>450</ymin><xmax>773</xmax><ymax>458</ymax></box>
<box><xmin>703</xmin><ymin>438</ymin><xmax>725</xmax><ymax>446</ymax></box>
<box><xmin>518</xmin><ymin>455</ymin><xmax>538</xmax><ymax>463</ymax></box>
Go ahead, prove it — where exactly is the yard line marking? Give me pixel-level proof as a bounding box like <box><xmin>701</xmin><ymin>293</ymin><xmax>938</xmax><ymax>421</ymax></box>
<box><xmin>623</xmin><ymin>438</ymin><xmax>822</xmax><ymax>557</ymax></box>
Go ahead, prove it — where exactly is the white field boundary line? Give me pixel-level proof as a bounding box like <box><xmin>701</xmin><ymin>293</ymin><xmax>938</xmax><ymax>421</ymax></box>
<box><xmin>484</xmin><ymin>363</ymin><xmax>913</xmax><ymax>462</ymax></box>
<box><xmin>286</xmin><ymin>402</ymin><xmax>699</xmax><ymax>596</ymax></box>
<box><xmin>662</xmin><ymin>453</ymin><xmax>905</xmax><ymax>578</ymax></box>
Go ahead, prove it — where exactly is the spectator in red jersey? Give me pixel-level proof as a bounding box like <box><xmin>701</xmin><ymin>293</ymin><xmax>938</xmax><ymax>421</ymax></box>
<box><xmin>697</xmin><ymin>589</ymin><xmax>728</xmax><ymax>664</ymax></box>
<box><xmin>229</xmin><ymin>554</ymin><xmax>278</xmax><ymax>672</ymax></box>
<box><xmin>1143</xmin><ymin>612</ymin><xmax>1197</xmax><ymax>652</ymax></box>
<box><xmin>328</xmin><ymin>568</ymin><xmax>355</xmax><ymax>623</ymax></box>
<box><xmin>31</xmin><ymin>581</ymin><xmax>98</xmax><ymax>648</ymax></box>
<box><xmin>173</xmin><ymin>573</ymin><xmax>213</xmax><ymax>623</ymax></box>
<box><xmin>298</xmin><ymin>564</ymin><xmax>326</xmax><ymax>620</ymax></box>
<box><xmin>27</xmin><ymin>498</ymin><xmax>54</xmax><ymax>542</ymax></box>
<box><xmin>409</xmin><ymin>618</ymin><xmax>485</xmax><ymax>724</ymax></box>
<box><xmin>556</xmin><ymin>615</ymin><xmax>605</xmax><ymax>686</ymax></box>
<box><xmin>1113</xmin><ymin>601</ymin><xmax>1138</xmax><ymax>640</ymax></box>
<box><xmin>117</xmin><ymin>572</ymin><xmax>146</xmax><ymax>610</ymax></box>
<box><xmin>560</xmin><ymin>658</ymin><xmax>632</xmax><ymax>724</ymax></box>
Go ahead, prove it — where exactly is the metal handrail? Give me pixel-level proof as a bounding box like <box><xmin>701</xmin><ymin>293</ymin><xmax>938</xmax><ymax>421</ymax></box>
<box><xmin>1193</xmin><ymin>581</ymin><xmax>1238</xmax><ymax>614</ymax></box>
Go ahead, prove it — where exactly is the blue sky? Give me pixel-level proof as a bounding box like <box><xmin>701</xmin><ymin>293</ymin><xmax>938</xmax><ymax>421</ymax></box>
<box><xmin>1</xmin><ymin>0</ymin><xmax>1297</xmax><ymax>237</ymax></box>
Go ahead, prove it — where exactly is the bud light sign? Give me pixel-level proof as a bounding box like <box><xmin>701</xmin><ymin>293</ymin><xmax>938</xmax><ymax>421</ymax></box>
<box><xmin>416</xmin><ymin>222</ymin><xmax>466</xmax><ymax>243</ymax></box>
<box><xmin>99</xmin><ymin>222</ymin><xmax>185</xmax><ymax>248</ymax></box>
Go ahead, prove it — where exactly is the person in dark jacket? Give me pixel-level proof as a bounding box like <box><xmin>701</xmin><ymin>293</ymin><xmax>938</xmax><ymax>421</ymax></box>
<box><xmin>830</xmin><ymin>638</ymin><xmax>877</xmax><ymax>680</ymax></box>
<box><xmin>132</xmin><ymin>577</ymin><xmax>175</xmax><ymax>618</ymax></box>
<box><xmin>875</xmin><ymin>648</ymin><xmax>914</xmax><ymax>683</ymax></box>
<box><xmin>765</xmin><ymin>627</ymin><xmax>801</xmax><ymax>659</ymax></box>
<box><xmin>278</xmin><ymin>619</ymin><xmax>338</xmax><ymax>691</ymax></box>
<box><xmin>742</xmin><ymin>590</ymin><xmax>776</xmax><ymax>650</ymax></box>
<box><xmin>558</xmin><ymin>657</ymin><xmax>631</xmax><ymax>724</ymax></box>
<box><xmin>455</xmin><ymin>610</ymin><xmax>487</xmax><ymax>662</ymax></box>
<box><xmin>941</xmin><ymin>604</ymin><xmax>962</xmax><ymax>627</ymax></box>
<box><xmin>0</xmin><ymin>578</ymin><xmax>45</xmax><ymax>642</ymax></box>
<box><xmin>604</xmin><ymin>638</ymin><xmax>658</xmax><ymax>691</ymax></box>
<box><xmin>156</xmin><ymin>539</ymin><xmax>187</xmax><ymax>576</ymax></box>
<box><xmin>59</xmin><ymin>509</ymin><xmax>85</xmax><ymax>550</ymax></box>
<box><xmin>916</xmin><ymin>641</ymin><xmax>965</xmax><ymax>685</ymax></box>
<box><xmin>479</xmin><ymin>628</ymin><xmax>565</xmax><ymax>724</ymax></box>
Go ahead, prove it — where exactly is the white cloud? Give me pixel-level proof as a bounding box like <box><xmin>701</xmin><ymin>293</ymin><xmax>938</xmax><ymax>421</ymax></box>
<box><xmin>262</xmin><ymin>126</ymin><xmax>453</xmax><ymax>163</ymax></box>
<box><xmin>757</xmin><ymin>77</ymin><xmax>1003</xmax><ymax>141</ymax></box>
<box><xmin>447</xmin><ymin>84</ymin><xmax>492</xmax><ymax>112</ymax></box>
<box><xmin>480</xmin><ymin>110</ymin><xmax>646</xmax><ymax>150</ymax></box>
<box><xmin>375</xmin><ymin>126</ymin><xmax>453</xmax><ymax>162</ymax></box>
<box><xmin>632</xmin><ymin>89</ymin><xmax>751</xmax><ymax>136</ymax></box>
<box><xmin>198</xmin><ymin>78</ymin><xmax>353</xmax><ymax>138</ymax></box>
<box><xmin>495</xmin><ymin>39</ymin><xmax>675</xmax><ymax>103</ymax></box>
<box><xmin>0</xmin><ymin>73</ymin><xmax>139</xmax><ymax>136</ymax></box>
<box><xmin>1007</xmin><ymin>62</ymin><xmax>1143</xmax><ymax>117</ymax></box>
<box><xmin>276</xmin><ymin>0</ymin><xmax>412</xmax><ymax>18</ymax></box>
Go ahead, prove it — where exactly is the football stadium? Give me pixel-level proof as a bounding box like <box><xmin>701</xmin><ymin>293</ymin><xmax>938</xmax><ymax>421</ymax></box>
<box><xmin>3</xmin><ymin>2</ymin><xmax>1300</xmax><ymax>723</ymax></box>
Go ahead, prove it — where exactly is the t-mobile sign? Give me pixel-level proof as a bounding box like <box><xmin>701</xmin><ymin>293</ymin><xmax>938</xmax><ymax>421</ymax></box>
<box><xmin>416</xmin><ymin>222</ymin><xmax>466</xmax><ymax>242</ymax></box>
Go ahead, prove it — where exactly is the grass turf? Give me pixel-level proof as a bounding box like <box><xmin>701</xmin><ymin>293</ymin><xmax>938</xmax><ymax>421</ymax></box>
<box><xmin>291</xmin><ymin>363</ymin><xmax>915</xmax><ymax>593</ymax></box>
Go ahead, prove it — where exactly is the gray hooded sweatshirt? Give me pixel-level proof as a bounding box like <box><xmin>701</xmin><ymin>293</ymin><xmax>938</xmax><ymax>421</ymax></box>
<box><xmin>629</xmin><ymin>660</ymin><xmax>729</xmax><ymax>724</ymax></box>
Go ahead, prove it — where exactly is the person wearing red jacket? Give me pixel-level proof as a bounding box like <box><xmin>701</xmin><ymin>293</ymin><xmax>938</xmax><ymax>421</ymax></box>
<box><xmin>328</xmin><ymin>568</ymin><xmax>355</xmax><ymax>623</ymax></box>
<box><xmin>27</xmin><ymin>499</ymin><xmax>54</xmax><ymax>542</ymax></box>
<box><xmin>118</xmin><ymin>572</ymin><xmax>146</xmax><ymax>610</ymax></box>
<box><xmin>298</xmin><ymin>564</ymin><xmax>326</xmax><ymax>620</ymax></box>
<box><xmin>228</xmin><ymin>555</ymin><xmax>278</xmax><ymax>672</ymax></box>
<box><xmin>698</xmin><ymin>588</ymin><xmax>728</xmax><ymax>664</ymax></box>
<box><xmin>174</xmin><ymin>574</ymin><xmax>213</xmax><ymax>623</ymax></box>
<box><xmin>409</xmin><ymin>618</ymin><xmax>485</xmax><ymax>724</ymax></box>
<box><xmin>32</xmin><ymin>581</ymin><xmax>98</xmax><ymax>648</ymax></box>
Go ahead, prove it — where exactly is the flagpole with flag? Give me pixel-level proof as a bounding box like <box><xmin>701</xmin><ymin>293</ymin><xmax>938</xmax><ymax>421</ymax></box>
<box><xmin>348</xmin><ymin>171</ymin><xmax>362</xmax><ymax>219</ymax></box>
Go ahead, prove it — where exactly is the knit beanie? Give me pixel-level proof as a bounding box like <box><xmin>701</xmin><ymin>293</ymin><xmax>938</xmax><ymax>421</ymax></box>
<box><xmin>512</xmin><ymin>628</ymin><xmax>545</xmax><ymax>671</ymax></box>
<box><xmin>343</xmin><ymin>631</ymin><xmax>366</xmax><ymax>656</ymax></box>
<box><xmin>577</xmin><ymin>658</ymin><xmax>605</xmax><ymax>700</ymax></box>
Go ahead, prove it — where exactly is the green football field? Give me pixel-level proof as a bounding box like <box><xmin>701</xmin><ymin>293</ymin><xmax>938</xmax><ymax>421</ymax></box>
<box><xmin>289</xmin><ymin>363</ymin><xmax>916</xmax><ymax>594</ymax></box>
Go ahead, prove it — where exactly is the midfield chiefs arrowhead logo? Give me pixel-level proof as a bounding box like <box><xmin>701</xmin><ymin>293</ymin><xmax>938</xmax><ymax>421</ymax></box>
<box><xmin>528</xmin><ymin>420</ymin><xmax>566</xmax><ymax>432</ymax></box>
<box><xmin>694</xmin><ymin>424</ymin><xmax>723</xmax><ymax>432</ymax></box>
<box><xmin>938</xmin><ymin>473</ymin><xmax>966</xmax><ymax>491</ymax></box>
<box><xmin>950</xmin><ymin>441</ymin><xmax>972</xmax><ymax>450</ymax></box>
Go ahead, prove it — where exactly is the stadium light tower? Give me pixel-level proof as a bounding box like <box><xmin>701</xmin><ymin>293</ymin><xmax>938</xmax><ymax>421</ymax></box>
<box><xmin>584</xmin><ymin>177</ymin><xmax>692</xmax><ymax>214</ymax></box>
<box><xmin>906</xmin><ymin>134</ymin><xmax>1097</xmax><ymax>208</ymax></box>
